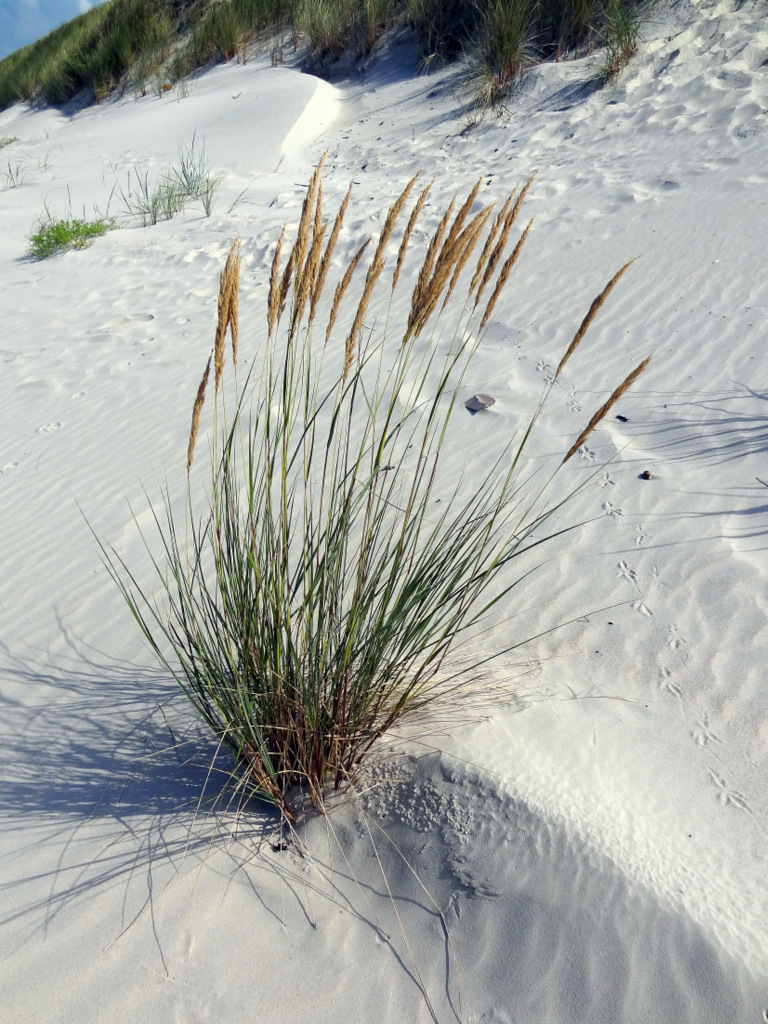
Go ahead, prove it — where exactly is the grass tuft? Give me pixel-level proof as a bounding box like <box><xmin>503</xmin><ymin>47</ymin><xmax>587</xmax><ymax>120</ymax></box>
<box><xmin>100</xmin><ymin>162</ymin><xmax>649</xmax><ymax>824</ymax></box>
<box><xmin>118</xmin><ymin>137</ymin><xmax>220</xmax><ymax>225</ymax></box>
<box><xmin>27</xmin><ymin>214</ymin><xmax>115</xmax><ymax>259</ymax></box>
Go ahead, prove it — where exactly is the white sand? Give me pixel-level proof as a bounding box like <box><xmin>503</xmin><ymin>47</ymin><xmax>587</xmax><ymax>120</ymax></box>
<box><xmin>1</xmin><ymin>1</ymin><xmax>767</xmax><ymax>1020</ymax></box>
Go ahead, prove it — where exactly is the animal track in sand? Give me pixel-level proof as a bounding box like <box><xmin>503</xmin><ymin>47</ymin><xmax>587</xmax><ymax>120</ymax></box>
<box><xmin>633</xmin><ymin>601</ymin><xmax>653</xmax><ymax>617</ymax></box>
<box><xmin>634</xmin><ymin>526</ymin><xmax>648</xmax><ymax>546</ymax></box>
<box><xmin>535</xmin><ymin>359</ymin><xmax>556</xmax><ymax>384</ymax></box>
<box><xmin>691</xmin><ymin>715</ymin><xmax>722</xmax><ymax>748</ymax></box>
<box><xmin>617</xmin><ymin>560</ymin><xmax>638</xmax><ymax>584</ymax></box>
<box><xmin>666</xmin><ymin>624</ymin><xmax>688</xmax><ymax>650</ymax></box>
<box><xmin>708</xmin><ymin>769</ymin><xmax>752</xmax><ymax>814</ymax></box>
<box><xmin>38</xmin><ymin>421</ymin><xmax>62</xmax><ymax>433</ymax></box>
<box><xmin>602</xmin><ymin>501</ymin><xmax>623</xmax><ymax>518</ymax></box>
<box><xmin>658</xmin><ymin>667</ymin><xmax>683</xmax><ymax>699</ymax></box>
<box><xmin>578</xmin><ymin>445</ymin><xmax>596</xmax><ymax>462</ymax></box>
<box><xmin>597</xmin><ymin>472</ymin><xmax>615</xmax><ymax>487</ymax></box>
<box><xmin>1</xmin><ymin>462</ymin><xmax>20</xmax><ymax>473</ymax></box>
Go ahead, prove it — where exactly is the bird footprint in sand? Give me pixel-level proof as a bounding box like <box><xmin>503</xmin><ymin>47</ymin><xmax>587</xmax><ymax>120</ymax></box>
<box><xmin>708</xmin><ymin>769</ymin><xmax>751</xmax><ymax>813</ymax></box>
<box><xmin>658</xmin><ymin>667</ymin><xmax>682</xmax><ymax>697</ymax></box>
<box><xmin>692</xmin><ymin>715</ymin><xmax>721</xmax><ymax>747</ymax></box>
<box><xmin>666</xmin><ymin>624</ymin><xmax>687</xmax><ymax>650</ymax></box>
<box><xmin>602</xmin><ymin>501</ymin><xmax>623</xmax><ymax>518</ymax></box>
<box><xmin>617</xmin><ymin>560</ymin><xmax>638</xmax><ymax>583</ymax></box>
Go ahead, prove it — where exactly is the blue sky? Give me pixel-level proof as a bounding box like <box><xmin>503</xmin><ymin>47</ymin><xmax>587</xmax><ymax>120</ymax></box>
<box><xmin>0</xmin><ymin>0</ymin><xmax>110</xmax><ymax>61</ymax></box>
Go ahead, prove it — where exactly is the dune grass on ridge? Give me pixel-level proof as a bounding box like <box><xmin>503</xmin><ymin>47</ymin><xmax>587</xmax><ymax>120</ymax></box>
<box><xmin>0</xmin><ymin>0</ymin><xmax>646</xmax><ymax>112</ymax></box>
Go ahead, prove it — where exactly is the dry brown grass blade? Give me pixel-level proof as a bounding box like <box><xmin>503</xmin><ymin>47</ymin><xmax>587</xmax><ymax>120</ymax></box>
<box><xmin>187</xmin><ymin>354</ymin><xmax>211</xmax><ymax>472</ymax></box>
<box><xmin>268</xmin><ymin>225</ymin><xmax>285</xmax><ymax>336</ymax></box>
<box><xmin>555</xmin><ymin>259</ymin><xmax>636</xmax><ymax>378</ymax></box>
<box><xmin>561</xmin><ymin>355</ymin><xmax>651</xmax><ymax>464</ymax></box>
<box><xmin>392</xmin><ymin>179</ymin><xmax>433</xmax><ymax>293</ymax></box>
<box><xmin>310</xmin><ymin>181</ymin><xmax>353</xmax><ymax>327</ymax></box>
<box><xmin>478</xmin><ymin>217</ymin><xmax>533</xmax><ymax>330</ymax></box>
<box><xmin>326</xmin><ymin>238</ymin><xmax>370</xmax><ymax>350</ymax></box>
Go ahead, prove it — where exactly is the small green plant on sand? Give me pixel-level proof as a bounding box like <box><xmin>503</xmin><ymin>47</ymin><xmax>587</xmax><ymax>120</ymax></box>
<box><xmin>101</xmin><ymin>157</ymin><xmax>649</xmax><ymax>823</ymax></box>
<box><xmin>119</xmin><ymin>136</ymin><xmax>220</xmax><ymax>225</ymax></box>
<box><xmin>0</xmin><ymin>135</ymin><xmax>19</xmax><ymax>149</ymax></box>
<box><xmin>28</xmin><ymin>214</ymin><xmax>115</xmax><ymax>258</ymax></box>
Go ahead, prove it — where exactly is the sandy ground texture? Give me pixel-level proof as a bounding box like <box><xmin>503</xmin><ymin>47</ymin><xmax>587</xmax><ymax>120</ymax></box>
<box><xmin>1</xmin><ymin>0</ymin><xmax>768</xmax><ymax>1020</ymax></box>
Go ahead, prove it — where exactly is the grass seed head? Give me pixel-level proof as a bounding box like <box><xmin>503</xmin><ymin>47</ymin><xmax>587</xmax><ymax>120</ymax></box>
<box><xmin>310</xmin><ymin>180</ymin><xmax>352</xmax><ymax>327</ymax></box>
<box><xmin>478</xmin><ymin>217</ymin><xmax>532</xmax><ymax>330</ymax></box>
<box><xmin>555</xmin><ymin>259</ymin><xmax>636</xmax><ymax>378</ymax></box>
<box><xmin>268</xmin><ymin>225</ymin><xmax>285</xmax><ymax>336</ymax></box>
<box><xmin>326</xmin><ymin>238</ymin><xmax>370</xmax><ymax>350</ymax></box>
<box><xmin>392</xmin><ymin>179</ymin><xmax>433</xmax><ymax>293</ymax></box>
<box><xmin>187</xmin><ymin>354</ymin><xmax>211</xmax><ymax>472</ymax></box>
<box><xmin>562</xmin><ymin>355</ymin><xmax>651</xmax><ymax>464</ymax></box>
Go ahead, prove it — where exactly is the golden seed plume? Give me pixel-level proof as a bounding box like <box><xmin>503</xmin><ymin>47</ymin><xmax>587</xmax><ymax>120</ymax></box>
<box><xmin>268</xmin><ymin>225</ymin><xmax>285</xmax><ymax>336</ymax></box>
<box><xmin>310</xmin><ymin>181</ymin><xmax>353</xmax><ymax>326</ymax></box>
<box><xmin>293</xmin><ymin>218</ymin><xmax>326</xmax><ymax>330</ymax></box>
<box><xmin>437</xmin><ymin>176</ymin><xmax>482</xmax><ymax>265</ymax></box>
<box><xmin>369</xmin><ymin>171</ymin><xmax>421</xmax><ymax>280</ymax></box>
<box><xmin>278</xmin><ymin>245</ymin><xmax>297</xmax><ymax>319</ymax></box>
<box><xmin>392</xmin><ymin>179</ymin><xmax>432</xmax><ymax>292</ymax></box>
<box><xmin>406</xmin><ymin>202</ymin><xmax>494</xmax><ymax>339</ymax></box>
<box><xmin>469</xmin><ymin>192</ymin><xmax>512</xmax><ymax>297</ymax></box>
<box><xmin>473</xmin><ymin>174</ymin><xmax>535</xmax><ymax>306</ymax></box>
<box><xmin>325</xmin><ymin>238</ymin><xmax>370</xmax><ymax>349</ymax></box>
<box><xmin>440</xmin><ymin>205</ymin><xmax>495</xmax><ymax>313</ymax></box>
<box><xmin>214</xmin><ymin>237</ymin><xmax>240</xmax><ymax>391</ymax></box>
<box><xmin>561</xmin><ymin>356</ymin><xmax>651</xmax><ymax>465</ymax></box>
<box><xmin>187</xmin><ymin>354</ymin><xmax>211</xmax><ymax>472</ymax></box>
<box><xmin>228</xmin><ymin>241</ymin><xmax>241</xmax><ymax>365</ymax></box>
<box><xmin>295</xmin><ymin>152</ymin><xmax>327</xmax><ymax>277</ymax></box>
<box><xmin>343</xmin><ymin>174</ymin><xmax>421</xmax><ymax>358</ymax></box>
<box><xmin>478</xmin><ymin>217</ymin><xmax>533</xmax><ymax>330</ymax></box>
<box><xmin>406</xmin><ymin>197</ymin><xmax>456</xmax><ymax>339</ymax></box>
<box><xmin>555</xmin><ymin>260</ymin><xmax>636</xmax><ymax>378</ymax></box>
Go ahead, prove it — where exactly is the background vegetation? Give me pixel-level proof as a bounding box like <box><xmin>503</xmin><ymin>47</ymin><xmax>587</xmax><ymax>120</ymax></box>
<box><xmin>0</xmin><ymin>0</ymin><xmax>644</xmax><ymax>111</ymax></box>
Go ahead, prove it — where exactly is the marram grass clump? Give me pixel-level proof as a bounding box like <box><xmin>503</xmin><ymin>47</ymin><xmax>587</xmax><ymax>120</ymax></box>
<box><xmin>104</xmin><ymin>158</ymin><xmax>649</xmax><ymax>822</ymax></box>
